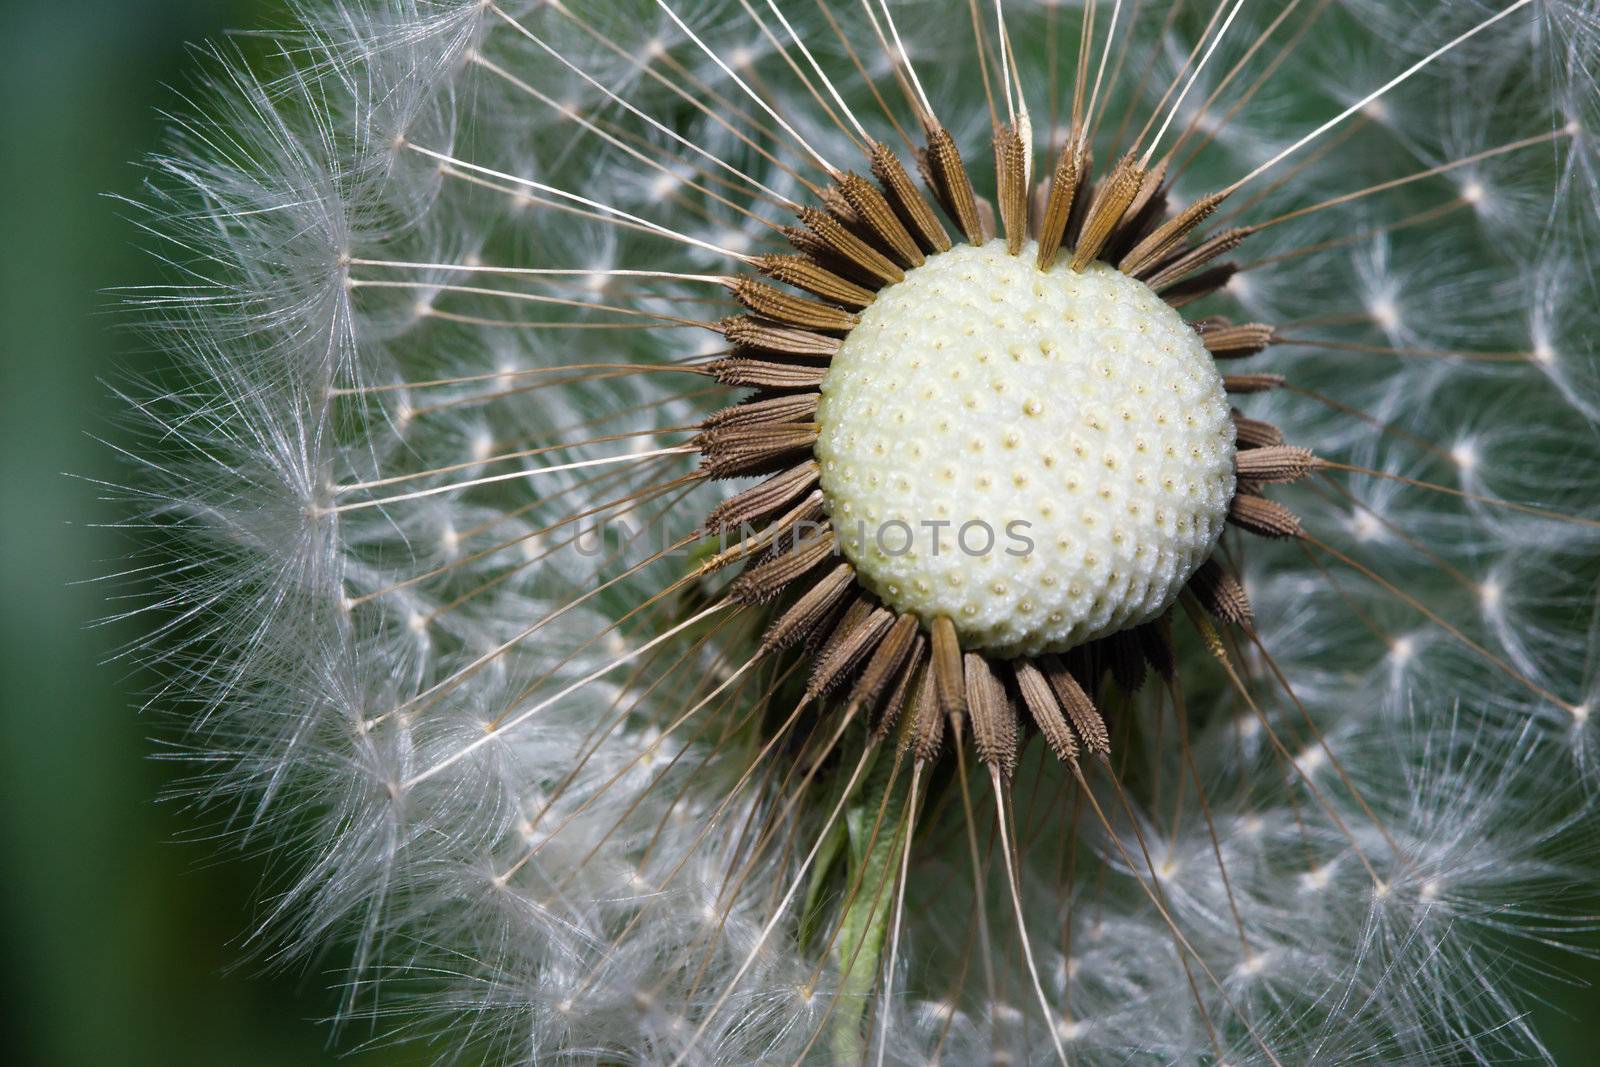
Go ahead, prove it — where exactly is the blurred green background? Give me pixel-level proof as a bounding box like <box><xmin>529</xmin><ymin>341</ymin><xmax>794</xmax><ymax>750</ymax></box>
<box><xmin>0</xmin><ymin>2</ymin><xmax>419</xmax><ymax>1065</ymax></box>
<box><xmin>0</xmin><ymin>2</ymin><xmax>1594</xmax><ymax>1065</ymax></box>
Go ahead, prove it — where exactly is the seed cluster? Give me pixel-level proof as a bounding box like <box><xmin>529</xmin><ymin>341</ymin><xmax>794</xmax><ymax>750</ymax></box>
<box><xmin>690</xmin><ymin>123</ymin><xmax>1314</xmax><ymax>772</ymax></box>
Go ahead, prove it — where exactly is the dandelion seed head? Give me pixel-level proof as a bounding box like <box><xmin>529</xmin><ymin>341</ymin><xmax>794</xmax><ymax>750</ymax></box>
<box><xmin>112</xmin><ymin>0</ymin><xmax>1600</xmax><ymax>1063</ymax></box>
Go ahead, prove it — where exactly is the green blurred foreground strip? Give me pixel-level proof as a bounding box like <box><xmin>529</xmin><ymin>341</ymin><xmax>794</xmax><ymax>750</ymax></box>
<box><xmin>1</xmin><ymin>0</ymin><xmax>419</xmax><ymax>1064</ymax></box>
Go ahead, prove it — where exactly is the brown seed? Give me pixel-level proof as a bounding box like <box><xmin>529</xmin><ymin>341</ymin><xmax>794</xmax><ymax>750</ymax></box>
<box><xmin>1231</xmin><ymin>411</ymin><xmax>1285</xmax><ymax>448</ymax></box>
<box><xmin>846</xmin><ymin>612</ymin><xmax>921</xmax><ymax>712</ymax></box>
<box><xmin>699</xmin><ymin>492</ymin><xmax>824</xmax><ymax>576</ymax></box>
<box><xmin>1120</xmin><ymin>161</ymin><xmax>1171</xmax><ymax>236</ymax></box>
<box><xmin>817</xmin><ymin>596</ymin><xmax>874</xmax><ymax>651</ymax></box>
<box><xmin>730</xmin><ymin>279</ymin><xmax>859</xmax><ymax>333</ymax></box>
<box><xmin>1235</xmin><ymin>445</ymin><xmax>1315</xmax><ymax>483</ymax></box>
<box><xmin>818</xmin><ymin>184</ymin><xmax>861</xmax><ymax>227</ymax></box>
<box><xmin>700</xmin><ymin>392</ymin><xmax>820</xmax><ymax>432</ymax></box>
<box><xmin>872</xmin><ymin>636</ymin><xmax>926</xmax><ymax>742</ymax></box>
<box><xmin>869</xmin><ymin>141</ymin><xmax>951</xmax><ymax>254</ymax></box>
<box><xmin>720</xmin><ymin>316</ymin><xmax>842</xmax><ymax>358</ymax></box>
<box><xmin>760</xmin><ymin>563</ymin><xmax>855</xmax><ymax>651</ymax></box>
<box><xmin>702</xmin><ymin>460</ymin><xmax>820</xmax><ymax>533</ymax></box>
<box><xmin>783</xmin><ymin>224</ymin><xmax>849</xmax><ymax>265</ymax></box>
<box><xmin>729</xmin><ymin>525</ymin><xmax>837</xmax><ymax>604</ymax></box>
<box><xmin>908</xmin><ymin>667</ymin><xmax>945</xmax><ymax>762</ymax></box>
<box><xmin>1199</xmin><ymin>322</ymin><xmax>1277</xmax><ymax>360</ymax></box>
<box><xmin>1187</xmin><ymin>557</ymin><xmax>1253</xmax><ymax>624</ymax></box>
<box><xmin>1070</xmin><ymin>153</ymin><xmax>1144</xmax><ymax>271</ymax></box>
<box><xmin>1160</xmin><ymin>263</ymin><xmax>1238</xmax><ymax>308</ymax></box>
<box><xmin>929</xmin><ymin>616</ymin><xmax>967</xmax><ymax>721</ymax></box>
<box><xmin>1178</xmin><ymin>591</ymin><xmax>1230</xmax><ymax>661</ymax></box>
<box><xmin>809</xmin><ymin>605</ymin><xmax>896</xmax><ymax>697</ymax></box>
<box><xmin>1119</xmin><ymin>190</ymin><xmax>1229</xmax><ymax>275</ymax></box>
<box><xmin>913</xmin><ymin>145</ymin><xmax>937</xmax><ymax>203</ymax></box>
<box><xmin>1013</xmin><ymin>659</ymin><xmax>1080</xmax><ymax>765</ymax></box>
<box><xmin>798</xmin><ymin>206</ymin><xmax>904</xmax><ymax>286</ymax></box>
<box><xmin>754</xmin><ymin>254</ymin><xmax>876</xmax><ymax>309</ymax></box>
<box><xmin>993</xmin><ymin>123</ymin><xmax>1030</xmax><ymax>257</ymax></box>
<box><xmin>1141</xmin><ymin>226</ymin><xmax>1254</xmax><ymax>289</ymax></box>
<box><xmin>708</xmin><ymin>357</ymin><xmax>829</xmax><ymax>391</ymax></box>
<box><xmin>924</xmin><ymin>125</ymin><xmax>985</xmax><ymax>246</ymax></box>
<box><xmin>1223</xmin><ymin>373</ymin><xmax>1286</xmax><ymax>395</ymax></box>
<box><xmin>1035</xmin><ymin>138</ymin><xmax>1087</xmax><ymax>269</ymax></box>
<box><xmin>837</xmin><ymin>172</ymin><xmax>924</xmax><ymax>268</ymax></box>
<box><xmin>1062</xmin><ymin>148</ymin><xmax>1098</xmax><ymax>248</ymax></box>
<box><xmin>964</xmin><ymin>652</ymin><xmax>1017</xmax><ymax>777</ymax></box>
<box><xmin>1228</xmin><ymin>493</ymin><xmax>1304</xmax><ymax>539</ymax></box>
<box><xmin>1102</xmin><ymin>161</ymin><xmax>1171</xmax><ymax>265</ymax></box>
<box><xmin>1038</xmin><ymin>655</ymin><xmax>1111</xmax><ymax>756</ymax></box>
<box><xmin>697</xmin><ymin>423</ymin><xmax>818</xmax><ymax>479</ymax></box>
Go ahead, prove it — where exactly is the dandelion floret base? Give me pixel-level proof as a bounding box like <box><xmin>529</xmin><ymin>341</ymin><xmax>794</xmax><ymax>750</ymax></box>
<box><xmin>815</xmin><ymin>241</ymin><xmax>1236</xmax><ymax>657</ymax></box>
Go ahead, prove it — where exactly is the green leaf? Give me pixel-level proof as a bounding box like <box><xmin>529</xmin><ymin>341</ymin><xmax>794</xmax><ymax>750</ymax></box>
<box><xmin>830</xmin><ymin>749</ymin><xmax>907</xmax><ymax>1063</ymax></box>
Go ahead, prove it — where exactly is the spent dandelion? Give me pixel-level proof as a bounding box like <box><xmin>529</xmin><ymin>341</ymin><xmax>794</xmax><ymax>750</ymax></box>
<box><xmin>113</xmin><ymin>0</ymin><xmax>1600</xmax><ymax>1063</ymax></box>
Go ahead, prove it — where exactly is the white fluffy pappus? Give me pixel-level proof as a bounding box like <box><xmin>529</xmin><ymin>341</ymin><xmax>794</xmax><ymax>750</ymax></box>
<box><xmin>111</xmin><ymin>1</ymin><xmax>1600</xmax><ymax>1064</ymax></box>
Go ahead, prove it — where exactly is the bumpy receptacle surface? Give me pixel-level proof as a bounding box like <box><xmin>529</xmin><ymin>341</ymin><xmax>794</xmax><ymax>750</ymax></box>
<box><xmin>815</xmin><ymin>240</ymin><xmax>1236</xmax><ymax>657</ymax></box>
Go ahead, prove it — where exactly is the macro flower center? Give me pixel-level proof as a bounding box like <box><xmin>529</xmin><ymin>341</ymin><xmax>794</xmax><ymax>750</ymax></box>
<box><xmin>814</xmin><ymin>240</ymin><xmax>1236</xmax><ymax>657</ymax></box>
